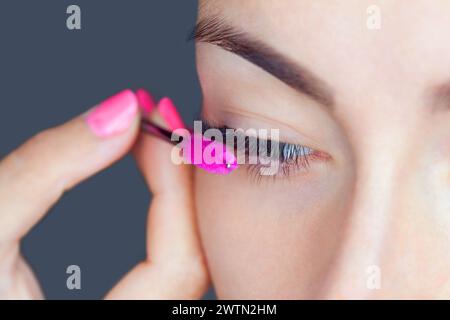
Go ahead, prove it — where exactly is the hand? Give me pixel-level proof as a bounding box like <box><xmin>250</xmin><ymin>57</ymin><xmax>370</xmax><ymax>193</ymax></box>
<box><xmin>0</xmin><ymin>89</ymin><xmax>209</xmax><ymax>299</ymax></box>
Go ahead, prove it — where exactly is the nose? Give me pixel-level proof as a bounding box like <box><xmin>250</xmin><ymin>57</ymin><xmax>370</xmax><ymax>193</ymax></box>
<box><xmin>320</xmin><ymin>132</ymin><xmax>404</xmax><ymax>299</ymax></box>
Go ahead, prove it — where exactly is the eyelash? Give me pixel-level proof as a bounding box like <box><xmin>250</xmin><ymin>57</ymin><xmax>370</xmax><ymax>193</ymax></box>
<box><xmin>201</xmin><ymin>120</ymin><xmax>327</xmax><ymax>179</ymax></box>
<box><xmin>246</xmin><ymin>142</ymin><xmax>316</xmax><ymax>181</ymax></box>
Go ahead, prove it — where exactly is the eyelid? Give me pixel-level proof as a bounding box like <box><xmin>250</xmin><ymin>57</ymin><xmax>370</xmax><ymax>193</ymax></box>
<box><xmin>199</xmin><ymin>114</ymin><xmax>327</xmax><ymax>155</ymax></box>
<box><xmin>204</xmin><ymin>108</ymin><xmax>329</xmax><ymax>153</ymax></box>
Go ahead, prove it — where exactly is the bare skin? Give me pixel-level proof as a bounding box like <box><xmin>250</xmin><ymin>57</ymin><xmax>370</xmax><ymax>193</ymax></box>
<box><xmin>194</xmin><ymin>0</ymin><xmax>450</xmax><ymax>299</ymax></box>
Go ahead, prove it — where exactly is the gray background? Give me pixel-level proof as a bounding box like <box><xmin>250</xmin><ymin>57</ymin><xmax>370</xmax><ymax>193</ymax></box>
<box><xmin>0</xmin><ymin>0</ymin><xmax>212</xmax><ymax>299</ymax></box>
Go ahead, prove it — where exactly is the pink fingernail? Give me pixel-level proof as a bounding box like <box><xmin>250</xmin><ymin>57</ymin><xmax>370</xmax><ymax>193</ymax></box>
<box><xmin>87</xmin><ymin>89</ymin><xmax>138</xmax><ymax>137</ymax></box>
<box><xmin>136</xmin><ymin>88</ymin><xmax>155</xmax><ymax>115</ymax></box>
<box><xmin>158</xmin><ymin>97</ymin><xmax>186</xmax><ymax>130</ymax></box>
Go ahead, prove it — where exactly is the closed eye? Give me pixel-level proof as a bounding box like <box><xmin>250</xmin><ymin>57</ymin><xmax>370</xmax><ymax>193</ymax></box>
<box><xmin>200</xmin><ymin>120</ymin><xmax>330</xmax><ymax>179</ymax></box>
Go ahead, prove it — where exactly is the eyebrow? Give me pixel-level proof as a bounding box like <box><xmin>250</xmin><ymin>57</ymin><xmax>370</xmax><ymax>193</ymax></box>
<box><xmin>191</xmin><ymin>17</ymin><xmax>335</xmax><ymax>108</ymax></box>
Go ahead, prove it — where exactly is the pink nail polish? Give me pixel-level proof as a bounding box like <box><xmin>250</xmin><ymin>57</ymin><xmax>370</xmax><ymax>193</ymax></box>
<box><xmin>136</xmin><ymin>88</ymin><xmax>155</xmax><ymax>115</ymax></box>
<box><xmin>157</xmin><ymin>97</ymin><xmax>186</xmax><ymax>130</ymax></box>
<box><xmin>87</xmin><ymin>89</ymin><xmax>138</xmax><ymax>137</ymax></box>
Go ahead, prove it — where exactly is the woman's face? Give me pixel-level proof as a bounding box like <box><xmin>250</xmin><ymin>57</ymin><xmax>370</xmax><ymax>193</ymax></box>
<box><xmin>193</xmin><ymin>0</ymin><xmax>450</xmax><ymax>299</ymax></box>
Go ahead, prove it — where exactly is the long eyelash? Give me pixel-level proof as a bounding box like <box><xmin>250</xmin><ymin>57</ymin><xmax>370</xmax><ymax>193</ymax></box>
<box><xmin>249</xmin><ymin>143</ymin><xmax>314</xmax><ymax>180</ymax></box>
<box><xmin>200</xmin><ymin>120</ymin><xmax>316</xmax><ymax>178</ymax></box>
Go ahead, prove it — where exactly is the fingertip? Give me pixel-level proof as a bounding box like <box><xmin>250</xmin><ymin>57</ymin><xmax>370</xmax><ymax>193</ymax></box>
<box><xmin>136</xmin><ymin>88</ymin><xmax>156</xmax><ymax>116</ymax></box>
<box><xmin>134</xmin><ymin>133</ymin><xmax>192</xmax><ymax>196</ymax></box>
<box><xmin>86</xmin><ymin>89</ymin><xmax>139</xmax><ymax>138</ymax></box>
<box><xmin>157</xmin><ymin>97</ymin><xmax>186</xmax><ymax>130</ymax></box>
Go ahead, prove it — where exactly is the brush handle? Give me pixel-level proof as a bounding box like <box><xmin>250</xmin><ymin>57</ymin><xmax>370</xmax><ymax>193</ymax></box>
<box><xmin>140</xmin><ymin>119</ymin><xmax>238</xmax><ymax>175</ymax></box>
<box><xmin>140</xmin><ymin>119</ymin><xmax>183</xmax><ymax>145</ymax></box>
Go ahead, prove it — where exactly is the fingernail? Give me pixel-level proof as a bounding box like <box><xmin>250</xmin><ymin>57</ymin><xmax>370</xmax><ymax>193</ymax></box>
<box><xmin>157</xmin><ymin>97</ymin><xmax>185</xmax><ymax>130</ymax></box>
<box><xmin>87</xmin><ymin>89</ymin><xmax>139</xmax><ymax>137</ymax></box>
<box><xmin>136</xmin><ymin>88</ymin><xmax>155</xmax><ymax>115</ymax></box>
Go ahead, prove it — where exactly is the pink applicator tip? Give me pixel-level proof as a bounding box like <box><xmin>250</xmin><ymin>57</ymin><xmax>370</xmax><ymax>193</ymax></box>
<box><xmin>139</xmin><ymin>94</ymin><xmax>237</xmax><ymax>175</ymax></box>
<box><xmin>182</xmin><ymin>133</ymin><xmax>238</xmax><ymax>175</ymax></box>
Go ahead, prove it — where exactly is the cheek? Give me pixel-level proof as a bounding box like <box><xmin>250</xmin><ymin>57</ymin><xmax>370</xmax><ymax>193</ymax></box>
<box><xmin>418</xmin><ymin>160</ymin><xmax>450</xmax><ymax>224</ymax></box>
<box><xmin>446</xmin><ymin>145</ymin><xmax>450</xmax><ymax>182</ymax></box>
<box><xmin>411</xmin><ymin>133</ymin><xmax>450</xmax><ymax>227</ymax></box>
<box><xmin>194</xmin><ymin>166</ymin><xmax>352</xmax><ymax>299</ymax></box>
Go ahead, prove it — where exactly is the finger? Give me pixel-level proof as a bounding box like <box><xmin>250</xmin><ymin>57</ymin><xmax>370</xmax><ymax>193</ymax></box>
<box><xmin>139</xmin><ymin>135</ymin><xmax>201</xmax><ymax>263</ymax></box>
<box><xmin>136</xmin><ymin>88</ymin><xmax>156</xmax><ymax>116</ymax></box>
<box><xmin>106</xmin><ymin>106</ymin><xmax>209</xmax><ymax>300</ymax></box>
<box><xmin>157</xmin><ymin>97</ymin><xmax>186</xmax><ymax>129</ymax></box>
<box><xmin>0</xmin><ymin>89</ymin><xmax>140</xmax><ymax>243</ymax></box>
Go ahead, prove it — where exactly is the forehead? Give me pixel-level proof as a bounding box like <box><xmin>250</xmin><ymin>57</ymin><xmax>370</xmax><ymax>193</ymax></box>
<box><xmin>199</xmin><ymin>0</ymin><xmax>450</xmax><ymax>108</ymax></box>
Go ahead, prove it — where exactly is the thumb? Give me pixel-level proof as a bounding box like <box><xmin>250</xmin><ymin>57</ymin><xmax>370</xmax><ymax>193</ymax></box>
<box><xmin>0</xmin><ymin>89</ymin><xmax>140</xmax><ymax>243</ymax></box>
